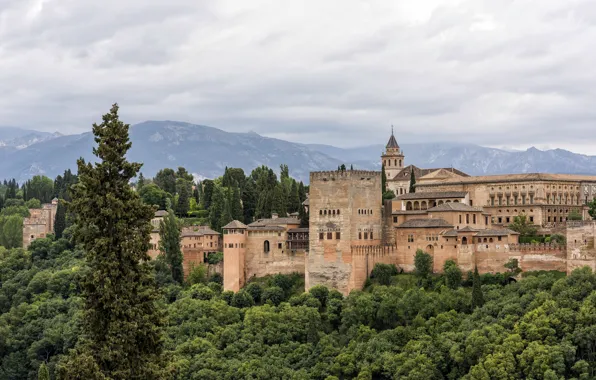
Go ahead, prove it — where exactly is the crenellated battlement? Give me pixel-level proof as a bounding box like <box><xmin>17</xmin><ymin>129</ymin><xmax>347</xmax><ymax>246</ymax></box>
<box><xmin>509</xmin><ymin>243</ymin><xmax>566</xmax><ymax>252</ymax></box>
<box><xmin>351</xmin><ymin>244</ymin><xmax>398</xmax><ymax>256</ymax></box>
<box><xmin>310</xmin><ymin>170</ymin><xmax>381</xmax><ymax>181</ymax></box>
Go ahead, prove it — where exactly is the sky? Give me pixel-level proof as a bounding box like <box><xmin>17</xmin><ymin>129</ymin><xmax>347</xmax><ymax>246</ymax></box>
<box><xmin>1</xmin><ymin>0</ymin><xmax>596</xmax><ymax>153</ymax></box>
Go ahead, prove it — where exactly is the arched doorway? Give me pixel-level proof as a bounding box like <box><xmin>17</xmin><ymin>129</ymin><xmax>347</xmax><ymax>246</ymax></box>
<box><xmin>426</xmin><ymin>245</ymin><xmax>434</xmax><ymax>255</ymax></box>
<box><xmin>264</xmin><ymin>240</ymin><xmax>270</xmax><ymax>253</ymax></box>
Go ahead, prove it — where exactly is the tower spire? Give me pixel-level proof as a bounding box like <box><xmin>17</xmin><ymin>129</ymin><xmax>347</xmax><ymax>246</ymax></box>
<box><xmin>391</xmin><ymin>124</ymin><xmax>394</xmax><ymax>135</ymax></box>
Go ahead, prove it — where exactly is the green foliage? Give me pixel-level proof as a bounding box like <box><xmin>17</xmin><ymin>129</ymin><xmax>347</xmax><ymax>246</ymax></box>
<box><xmin>54</xmin><ymin>200</ymin><xmax>66</xmax><ymax>239</ymax></box>
<box><xmin>504</xmin><ymin>258</ymin><xmax>522</xmax><ymax>276</ymax></box>
<box><xmin>444</xmin><ymin>259</ymin><xmax>463</xmax><ymax>289</ymax></box>
<box><xmin>414</xmin><ymin>249</ymin><xmax>433</xmax><ymax>285</ymax></box>
<box><xmin>138</xmin><ymin>183</ymin><xmax>169</xmax><ymax>209</ymax></box>
<box><xmin>26</xmin><ymin>198</ymin><xmax>42</xmax><ymax>209</ymax></box>
<box><xmin>550</xmin><ymin>234</ymin><xmax>566</xmax><ymax>245</ymax></box>
<box><xmin>0</xmin><ymin>214</ymin><xmax>23</xmax><ymax>249</ymax></box>
<box><xmin>38</xmin><ymin>362</ymin><xmax>50</xmax><ymax>380</ymax></box>
<box><xmin>471</xmin><ymin>266</ymin><xmax>484</xmax><ymax>309</ymax></box>
<box><xmin>159</xmin><ymin>205</ymin><xmax>184</xmax><ymax>284</ymax></box>
<box><xmin>175</xmin><ymin>177</ymin><xmax>191</xmax><ymax>216</ymax></box>
<box><xmin>262</xmin><ymin>286</ymin><xmax>285</xmax><ymax>306</ymax></box>
<box><xmin>409</xmin><ymin>170</ymin><xmax>416</xmax><ymax>193</ymax></box>
<box><xmin>187</xmin><ymin>263</ymin><xmax>209</xmax><ymax>286</ymax></box>
<box><xmin>23</xmin><ymin>175</ymin><xmax>55</xmax><ymax>203</ymax></box>
<box><xmin>154</xmin><ymin>168</ymin><xmax>177</xmax><ymax>195</ymax></box>
<box><xmin>509</xmin><ymin>213</ymin><xmax>538</xmax><ymax>237</ymax></box>
<box><xmin>206</xmin><ymin>251</ymin><xmax>223</xmax><ymax>265</ymax></box>
<box><xmin>4</xmin><ymin>198</ymin><xmax>24</xmax><ymax>208</ymax></box>
<box><xmin>59</xmin><ymin>104</ymin><xmax>166</xmax><ymax>379</ymax></box>
<box><xmin>370</xmin><ymin>263</ymin><xmax>398</xmax><ymax>286</ymax></box>
<box><xmin>568</xmin><ymin>210</ymin><xmax>583</xmax><ymax>221</ymax></box>
<box><xmin>231</xmin><ymin>290</ymin><xmax>255</xmax><ymax>308</ymax></box>
<box><xmin>382</xmin><ymin>190</ymin><xmax>395</xmax><ymax>200</ymax></box>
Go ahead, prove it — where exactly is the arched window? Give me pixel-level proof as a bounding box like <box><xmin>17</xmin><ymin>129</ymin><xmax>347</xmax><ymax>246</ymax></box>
<box><xmin>483</xmin><ymin>238</ymin><xmax>487</xmax><ymax>242</ymax></box>
<box><xmin>324</xmin><ymin>210</ymin><xmax>327</xmax><ymax>215</ymax></box>
<box><xmin>337</xmin><ymin>210</ymin><xmax>340</xmax><ymax>215</ymax></box>
<box><xmin>264</xmin><ymin>240</ymin><xmax>270</xmax><ymax>253</ymax></box>
<box><xmin>438</xmin><ymin>200</ymin><xmax>444</xmax><ymax>205</ymax></box>
<box><xmin>399</xmin><ymin>160</ymin><xmax>402</xmax><ymax>166</ymax></box>
<box><xmin>319</xmin><ymin>210</ymin><xmax>322</xmax><ymax>215</ymax></box>
<box><xmin>489</xmin><ymin>238</ymin><xmax>494</xmax><ymax>243</ymax></box>
<box><xmin>406</xmin><ymin>202</ymin><xmax>413</xmax><ymax>211</ymax></box>
<box><xmin>332</xmin><ymin>210</ymin><xmax>335</xmax><ymax>215</ymax></box>
<box><xmin>421</xmin><ymin>201</ymin><xmax>427</xmax><ymax>210</ymax></box>
<box><xmin>394</xmin><ymin>159</ymin><xmax>397</xmax><ymax>166</ymax></box>
<box><xmin>414</xmin><ymin>201</ymin><xmax>420</xmax><ymax>210</ymax></box>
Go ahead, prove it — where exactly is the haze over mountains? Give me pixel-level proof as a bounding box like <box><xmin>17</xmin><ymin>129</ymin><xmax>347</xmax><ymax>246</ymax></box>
<box><xmin>1</xmin><ymin>121</ymin><xmax>596</xmax><ymax>183</ymax></box>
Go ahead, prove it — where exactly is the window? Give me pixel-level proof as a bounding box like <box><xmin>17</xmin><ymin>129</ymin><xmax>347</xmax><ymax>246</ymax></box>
<box><xmin>319</xmin><ymin>210</ymin><xmax>322</xmax><ymax>215</ymax></box>
<box><xmin>485</xmin><ymin>216</ymin><xmax>489</xmax><ymax>225</ymax></box>
<box><xmin>337</xmin><ymin>210</ymin><xmax>340</xmax><ymax>215</ymax></box>
<box><xmin>473</xmin><ymin>214</ymin><xmax>476</xmax><ymax>224</ymax></box>
<box><xmin>498</xmin><ymin>236</ymin><xmax>502</xmax><ymax>241</ymax></box>
<box><xmin>278</xmin><ymin>243</ymin><xmax>282</xmax><ymax>249</ymax></box>
<box><xmin>530</xmin><ymin>216</ymin><xmax>534</xmax><ymax>223</ymax></box>
<box><xmin>393</xmin><ymin>216</ymin><xmax>398</xmax><ymax>223</ymax></box>
<box><xmin>327</xmin><ymin>232</ymin><xmax>332</xmax><ymax>240</ymax></box>
<box><xmin>470</xmin><ymin>200</ymin><xmax>473</xmax><ymax>206</ymax></box>
<box><xmin>264</xmin><ymin>240</ymin><xmax>270</xmax><ymax>253</ymax></box>
<box><xmin>506</xmin><ymin>217</ymin><xmax>510</xmax><ymax>223</ymax></box>
<box><xmin>336</xmin><ymin>232</ymin><xmax>341</xmax><ymax>240</ymax></box>
<box><xmin>498</xmin><ymin>217</ymin><xmax>502</xmax><ymax>223</ymax></box>
<box><xmin>491</xmin><ymin>197</ymin><xmax>495</xmax><ymax>206</ymax></box>
<box><xmin>319</xmin><ymin>233</ymin><xmax>324</xmax><ymax>240</ymax></box>
<box><xmin>364</xmin><ymin>232</ymin><xmax>368</xmax><ymax>240</ymax></box>
<box><xmin>466</xmin><ymin>214</ymin><xmax>470</xmax><ymax>224</ymax></box>
<box><xmin>370</xmin><ymin>232</ymin><xmax>374</xmax><ymax>239</ymax></box>
<box><xmin>359</xmin><ymin>232</ymin><xmax>362</xmax><ymax>239</ymax></box>
<box><xmin>407</xmin><ymin>234</ymin><xmax>414</xmax><ymax>242</ymax></box>
<box><xmin>459</xmin><ymin>215</ymin><xmax>462</xmax><ymax>223</ymax></box>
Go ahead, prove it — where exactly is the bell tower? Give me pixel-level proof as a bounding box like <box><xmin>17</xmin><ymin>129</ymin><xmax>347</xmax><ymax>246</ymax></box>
<box><xmin>381</xmin><ymin>126</ymin><xmax>405</xmax><ymax>181</ymax></box>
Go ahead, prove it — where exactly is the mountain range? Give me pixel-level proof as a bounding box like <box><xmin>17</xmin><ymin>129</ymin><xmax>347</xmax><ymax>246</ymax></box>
<box><xmin>1</xmin><ymin>121</ymin><xmax>596</xmax><ymax>183</ymax></box>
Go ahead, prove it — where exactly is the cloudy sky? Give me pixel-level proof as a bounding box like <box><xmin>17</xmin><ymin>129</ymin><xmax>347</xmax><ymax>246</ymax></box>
<box><xmin>1</xmin><ymin>0</ymin><xmax>596</xmax><ymax>153</ymax></box>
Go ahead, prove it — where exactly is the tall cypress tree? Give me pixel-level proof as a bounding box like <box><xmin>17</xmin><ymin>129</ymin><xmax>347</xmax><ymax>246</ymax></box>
<box><xmin>59</xmin><ymin>104</ymin><xmax>166</xmax><ymax>379</ymax></box>
<box><xmin>299</xmin><ymin>204</ymin><xmax>309</xmax><ymax>228</ymax></box>
<box><xmin>381</xmin><ymin>164</ymin><xmax>387</xmax><ymax>193</ymax></box>
<box><xmin>209</xmin><ymin>185</ymin><xmax>225</xmax><ymax>230</ymax></box>
<box><xmin>231</xmin><ymin>185</ymin><xmax>243</xmax><ymax>221</ymax></box>
<box><xmin>175</xmin><ymin>178</ymin><xmax>190</xmax><ymax>217</ymax></box>
<box><xmin>272</xmin><ymin>184</ymin><xmax>287</xmax><ymax>216</ymax></box>
<box><xmin>289</xmin><ymin>181</ymin><xmax>300</xmax><ymax>213</ymax></box>
<box><xmin>137</xmin><ymin>172</ymin><xmax>146</xmax><ymax>193</ymax></box>
<box><xmin>471</xmin><ymin>266</ymin><xmax>484</xmax><ymax>309</ymax></box>
<box><xmin>242</xmin><ymin>179</ymin><xmax>257</xmax><ymax>224</ymax></box>
<box><xmin>159</xmin><ymin>204</ymin><xmax>184</xmax><ymax>284</ymax></box>
<box><xmin>409</xmin><ymin>170</ymin><xmax>416</xmax><ymax>193</ymax></box>
<box><xmin>54</xmin><ymin>200</ymin><xmax>66</xmax><ymax>239</ymax></box>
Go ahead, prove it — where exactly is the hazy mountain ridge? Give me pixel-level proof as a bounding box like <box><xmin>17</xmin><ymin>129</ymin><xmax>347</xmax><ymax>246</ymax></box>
<box><xmin>1</xmin><ymin>122</ymin><xmax>596</xmax><ymax>182</ymax></box>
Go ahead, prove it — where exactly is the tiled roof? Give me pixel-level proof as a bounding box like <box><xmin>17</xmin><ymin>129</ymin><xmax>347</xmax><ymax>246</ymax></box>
<box><xmin>396</xmin><ymin>218</ymin><xmax>454</xmax><ymax>228</ymax></box>
<box><xmin>249</xmin><ymin>217</ymin><xmax>300</xmax><ymax>227</ymax></box>
<box><xmin>391</xmin><ymin>165</ymin><xmax>469</xmax><ymax>181</ymax></box>
<box><xmin>181</xmin><ymin>226</ymin><xmax>220</xmax><ymax>237</ymax></box>
<box><xmin>392</xmin><ymin>210</ymin><xmax>429</xmax><ymax>215</ymax></box>
<box><xmin>458</xmin><ymin>226</ymin><xmax>477</xmax><ymax>232</ymax></box>
<box><xmin>386</xmin><ymin>133</ymin><xmax>400</xmax><ymax>149</ymax></box>
<box><xmin>475</xmin><ymin>229</ymin><xmax>520</xmax><ymax>236</ymax></box>
<box><xmin>427</xmin><ymin>203</ymin><xmax>482</xmax><ymax>212</ymax></box>
<box><xmin>441</xmin><ymin>229</ymin><xmax>459</xmax><ymax>237</ymax></box>
<box><xmin>247</xmin><ymin>225</ymin><xmax>286</xmax><ymax>231</ymax></box>
<box><xmin>222</xmin><ymin>220</ymin><xmax>248</xmax><ymax>229</ymax></box>
<box><xmin>288</xmin><ymin>228</ymin><xmax>309</xmax><ymax>233</ymax></box>
<box><xmin>417</xmin><ymin>173</ymin><xmax>596</xmax><ymax>186</ymax></box>
<box><xmin>395</xmin><ymin>191</ymin><xmax>468</xmax><ymax>200</ymax></box>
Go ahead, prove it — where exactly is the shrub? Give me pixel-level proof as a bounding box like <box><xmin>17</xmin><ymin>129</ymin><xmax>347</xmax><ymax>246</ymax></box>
<box><xmin>189</xmin><ymin>284</ymin><xmax>215</xmax><ymax>300</ymax></box>
<box><xmin>209</xmin><ymin>272</ymin><xmax>223</xmax><ymax>285</ymax></box>
<box><xmin>231</xmin><ymin>290</ymin><xmax>254</xmax><ymax>308</ymax></box>
<box><xmin>443</xmin><ymin>260</ymin><xmax>462</xmax><ymax>289</ymax></box>
<box><xmin>207</xmin><ymin>252</ymin><xmax>224</xmax><ymax>265</ymax></box>
<box><xmin>370</xmin><ymin>263</ymin><xmax>399</xmax><ymax>286</ymax></box>
<box><xmin>245</xmin><ymin>283</ymin><xmax>263</xmax><ymax>304</ymax></box>
<box><xmin>262</xmin><ymin>286</ymin><xmax>285</xmax><ymax>306</ymax></box>
<box><xmin>309</xmin><ymin>285</ymin><xmax>329</xmax><ymax>306</ymax></box>
<box><xmin>221</xmin><ymin>290</ymin><xmax>234</xmax><ymax>305</ymax></box>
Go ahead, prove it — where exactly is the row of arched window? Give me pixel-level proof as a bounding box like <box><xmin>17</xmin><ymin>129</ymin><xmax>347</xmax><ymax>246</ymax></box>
<box><xmin>358</xmin><ymin>209</ymin><xmax>373</xmax><ymax>215</ymax></box>
<box><xmin>383</xmin><ymin>159</ymin><xmax>402</xmax><ymax>167</ymax></box>
<box><xmin>224</xmin><ymin>243</ymin><xmax>245</xmax><ymax>248</ymax></box>
<box><xmin>319</xmin><ymin>209</ymin><xmax>340</xmax><ymax>216</ymax></box>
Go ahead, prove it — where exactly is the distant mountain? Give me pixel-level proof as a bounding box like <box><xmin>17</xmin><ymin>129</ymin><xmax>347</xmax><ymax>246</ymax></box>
<box><xmin>1</xmin><ymin>121</ymin><xmax>596</xmax><ymax>182</ymax></box>
<box><xmin>0</xmin><ymin>127</ymin><xmax>62</xmax><ymax>149</ymax></box>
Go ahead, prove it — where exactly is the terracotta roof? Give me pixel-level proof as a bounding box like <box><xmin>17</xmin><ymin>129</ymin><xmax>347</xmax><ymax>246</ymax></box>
<box><xmin>288</xmin><ymin>228</ymin><xmax>309</xmax><ymax>233</ymax></box>
<box><xmin>386</xmin><ymin>133</ymin><xmax>400</xmax><ymax>149</ymax></box>
<box><xmin>154</xmin><ymin>210</ymin><xmax>168</xmax><ymax>217</ymax></box>
<box><xmin>396</xmin><ymin>218</ymin><xmax>454</xmax><ymax>228</ymax></box>
<box><xmin>417</xmin><ymin>172</ymin><xmax>596</xmax><ymax>186</ymax></box>
<box><xmin>441</xmin><ymin>229</ymin><xmax>459</xmax><ymax>237</ymax></box>
<box><xmin>181</xmin><ymin>226</ymin><xmax>220</xmax><ymax>236</ymax></box>
<box><xmin>427</xmin><ymin>203</ymin><xmax>482</xmax><ymax>212</ymax></box>
<box><xmin>392</xmin><ymin>210</ymin><xmax>429</xmax><ymax>215</ymax></box>
<box><xmin>249</xmin><ymin>217</ymin><xmax>300</xmax><ymax>227</ymax></box>
<box><xmin>475</xmin><ymin>229</ymin><xmax>520</xmax><ymax>236</ymax></box>
<box><xmin>247</xmin><ymin>225</ymin><xmax>286</xmax><ymax>231</ymax></box>
<box><xmin>391</xmin><ymin>165</ymin><xmax>469</xmax><ymax>181</ymax></box>
<box><xmin>395</xmin><ymin>191</ymin><xmax>468</xmax><ymax>200</ymax></box>
<box><xmin>222</xmin><ymin>220</ymin><xmax>248</xmax><ymax>229</ymax></box>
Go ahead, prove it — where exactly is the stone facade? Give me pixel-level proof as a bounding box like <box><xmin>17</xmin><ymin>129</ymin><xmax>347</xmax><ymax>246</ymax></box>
<box><xmin>220</xmin><ymin>130</ymin><xmax>596</xmax><ymax>295</ymax></box>
<box><xmin>23</xmin><ymin>198</ymin><xmax>58</xmax><ymax>248</ymax></box>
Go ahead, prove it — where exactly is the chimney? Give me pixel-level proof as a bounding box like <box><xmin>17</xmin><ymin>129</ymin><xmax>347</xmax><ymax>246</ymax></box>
<box><xmin>271</xmin><ymin>213</ymin><xmax>278</xmax><ymax>219</ymax></box>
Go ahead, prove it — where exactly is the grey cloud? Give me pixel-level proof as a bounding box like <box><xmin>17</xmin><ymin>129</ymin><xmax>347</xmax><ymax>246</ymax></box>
<box><xmin>1</xmin><ymin>0</ymin><xmax>596</xmax><ymax>152</ymax></box>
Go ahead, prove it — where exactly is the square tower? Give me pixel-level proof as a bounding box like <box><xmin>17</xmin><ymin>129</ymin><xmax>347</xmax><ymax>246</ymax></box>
<box><xmin>306</xmin><ymin>170</ymin><xmax>382</xmax><ymax>294</ymax></box>
<box><xmin>382</xmin><ymin>128</ymin><xmax>405</xmax><ymax>181</ymax></box>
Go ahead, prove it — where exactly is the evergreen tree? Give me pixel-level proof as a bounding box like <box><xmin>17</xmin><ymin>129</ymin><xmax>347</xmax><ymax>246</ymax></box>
<box><xmin>350</xmin><ymin>164</ymin><xmax>353</xmax><ymax>170</ymax></box>
<box><xmin>272</xmin><ymin>184</ymin><xmax>287</xmax><ymax>216</ymax></box>
<box><xmin>209</xmin><ymin>185</ymin><xmax>225</xmax><ymax>231</ymax></box>
<box><xmin>231</xmin><ymin>185</ymin><xmax>243</xmax><ymax>221</ymax></box>
<box><xmin>409</xmin><ymin>170</ymin><xmax>416</xmax><ymax>193</ymax></box>
<box><xmin>59</xmin><ymin>104</ymin><xmax>166</xmax><ymax>379</ymax></box>
<box><xmin>299</xmin><ymin>205</ymin><xmax>309</xmax><ymax>228</ymax></box>
<box><xmin>340</xmin><ymin>164</ymin><xmax>346</xmax><ymax>171</ymax></box>
<box><xmin>137</xmin><ymin>172</ymin><xmax>146</xmax><ymax>192</ymax></box>
<box><xmin>154</xmin><ymin>168</ymin><xmax>176</xmax><ymax>194</ymax></box>
<box><xmin>202</xmin><ymin>180</ymin><xmax>215</xmax><ymax>209</ymax></box>
<box><xmin>54</xmin><ymin>200</ymin><xmax>66</xmax><ymax>239</ymax></box>
<box><xmin>159</xmin><ymin>203</ymin><xmax>184</xmax><ymax>285</ymax></box>
<box><xmin>242</xmin><ymin>179</ymin><xmax>257</xmax><ymax>224</ymax></box>
<box><xmin>472</xmin><ymin>266</ymin><xmax>484</xmax><ymax>309</ymax></box>
<box><xmin>175</xmin><ymin>178</ymin><xmax>190</xmax><ymax>217</ymax></box>
<box><xmin>381</xmin><ymin>164</ymin><xmax>387</xmax><ymax>193</ymax></box>
<box><xmin>298</xmin><ymin>181</ymin><xmax>306</xmax><ymax>203</ymax></box>
<box><xmin>289</xmin><ymin>181</ymin><xmax>301</xmax><ymax>213</ymax></box>
<box><xmin>38</xmin><ymin>362</ymin><xmax>49</xmax><ymax>380</ymax></box>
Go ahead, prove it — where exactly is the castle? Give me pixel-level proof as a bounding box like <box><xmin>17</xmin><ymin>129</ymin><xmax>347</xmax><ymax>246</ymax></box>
<box><xmin>23</xmin><ymin>198</ymin><xmax>59</xmax><ymax>248</ymax></box>
<box><xmin>223</xmin><ymin>130</ymin><xmax>596</xmax><ymax>294</ymax></box>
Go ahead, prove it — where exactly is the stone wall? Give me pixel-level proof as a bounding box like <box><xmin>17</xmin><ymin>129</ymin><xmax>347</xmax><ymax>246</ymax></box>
<box><xmin>306</xmin><ymin>170</ymin><xmax>383</xmax><ymax>295</ymax></box>
<box><xmin>566</xmin><ymin>222</ymin><xmax>596</xmax><ymax>273</ymax></box>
